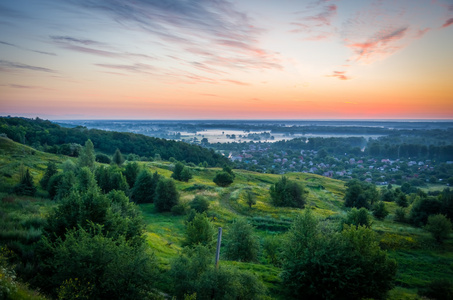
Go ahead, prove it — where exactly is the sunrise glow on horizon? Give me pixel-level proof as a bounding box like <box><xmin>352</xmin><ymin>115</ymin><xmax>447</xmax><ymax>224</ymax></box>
<box><xmin>1</xmin><ymin>0</ymin><xmax>452</xmax><ymax>120</ymax></box>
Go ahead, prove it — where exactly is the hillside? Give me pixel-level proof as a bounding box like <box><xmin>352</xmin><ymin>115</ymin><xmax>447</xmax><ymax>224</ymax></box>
<box><xmin>0</xmin><ymin>116</ymin><xmax>230</xmax><ymax>166</ymax></box>
<box><xmin>1</xmin><ymin>137</ymin><xmax>452</xmax><ymax>299</ymax></box>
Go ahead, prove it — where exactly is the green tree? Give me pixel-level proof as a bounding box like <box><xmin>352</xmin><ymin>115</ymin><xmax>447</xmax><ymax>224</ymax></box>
<box><xmin>281</xmin><ymin>209</ymin><xmax>397</xmax><ymax>299</ymax></box>
<box><xmin>344</xmin><ymin>207</ymin><xmax>372</xmax><ymax>228</ymax></box>
<box><xmin>183</xmin><ymin>212</ymin><xmax>215</xmax><ymax>247</ymax></box>
<box><xmin>123</xmin><ymin>162</ymin><xmax>140</xmax><ymax>188</ymax></box>
<box><xmin>95</xmin><ymin>153</ymin><xmax>111</xmax><ymax>164</ymax></box>
<box><xmin>394</xmin><ymin>207</ymin><xmax>406</xmax><ymax>223</ymax></box>
<box><xmin>180</xmin><ymin>167</ymin><xmax>193</xmax><ymax>182</ymax></box>
<box><xmin>213</xmin><ymin>171</ymin><xmax>234</xmax><ymax>187</ymax></box>
<box><xmin>14</xmin><ymin>168</ymin><xmax>36</xmax><ymax>196</ymax></box>
<box><xmin>190</xmin><ymin>195</ymin><xmax>210</xmax><ymax>213</ymax></box>
<box><xmin>269</xmin><ymin>176</ymin><xmax>307</xmax><ymax>208</ymax></box>
<box><xmin>171</xmin><ymin>162</ymin><xmax>185</xmax><ymax>181</ymax></box>
<box><xmin>131</xmin><ymin>170</ymin><xmax>160</xmax><ymax>204</ymax></box>
<box><xmin>245</xmin><ymin>191</ymin><xmax>256</xmax><ymax>208</ymax></box>
<box><xmin>76</xmin><ymin>167</ymin><xmax>98</xmax><ymax>193</ymax></box>
<box><xmin>40</xmin><ymin>161</ymin><xmax>58</xmax><ymax>190</ymax></box>
<box><xmin>225</xmin><ymin>218</ymin><xmax>259</xmax><ymax>262</ymax></box>
<box><xmin>155</xmin><ymin>178</ymin><xmax>179</xmax><ymax>212</ymax></box>
<box><xmin>37</xmin><ymin>224</ymin><xmax>157</xmax><ymax>299</ymax></box>
<box><xmin>396</xmin><ymin>192</ymin><xmax>408</xmax><ymax>207</ymax></box>
<box><xmin>169</xmin><ymin>245</ymin><xmax>266</xmax><ymax>300</ymax></box>
<box><xmin>373</xmin><ymin>201</ymin><xmax>389</xmax><ymax>220</ymax></box>
<box><xmin>78</xmin><ymin>139</ymin><xmax>95</xmax><ymax>169</ymax></box>
<box><xmin>112</xmin><ymin>148</ymin><xmax>125</xmax><ymax>166</ymax></box>
<box><xmin>425</xmin><ymin>214</ymin><xmax>452</xmax><ymax>243</ymax></box>
<box><xmin>344</xmin><ymin>180</ymin><xmax>378</xmax><ymax>209</ymax></box>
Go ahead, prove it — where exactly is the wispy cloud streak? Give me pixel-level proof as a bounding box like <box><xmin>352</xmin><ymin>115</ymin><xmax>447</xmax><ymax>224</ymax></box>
<box><xmin>67</xmin><ymin>0</ymin><xmax>282</xmax><ymax>72</ymax></box>
<box><xmin>442</xmin><ymin>17</ymin><xmax>453</xmax><ymax>28</ymax></box>
<box><xmin>0</xmin><ymin>40</ymin><xmax>56</xmax><ymax>56</ymax></box>
<box><xmin>0</xmin><ymin>60</ymin><xmax>56</xmax><ymax>73</ymax></box>
<box><xmin>326</xmin><ymin>70</ymin><xmax>350</xmax><ymax>81</ymax></box>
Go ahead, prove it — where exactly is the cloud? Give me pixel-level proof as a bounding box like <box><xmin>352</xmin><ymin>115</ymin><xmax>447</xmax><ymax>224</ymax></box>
<box><xmin>66</xmin><ymin>0</ymin><xmax>282</xmax><ymax>71</ymax></box>
<box><xmin>0</xmin><ymin>60</ymin><xmax>56</xmax><ymax>73</ymax></box>
<box><xmin>290</xmin><ymin>2</ymin><xmax>337</xmax><ymax>40</ymax></box>
<box><xmin>0</xmin><ymin>40</ymin><xmax>56</xmax><ymax>56</ymax></box>
<box><xmin>326</xmin><ymin>71</ymin><xmax>351</xmax><ymax>81</ymax></box>
<box><xmin>50</xmin><ymin>35</ymin><xmax>154</xmax><ymax>59</ymax></box>
<box><xmin>94</xmin><ymin>63</ymin><xmax>156</xmax><ymax>74</ymax></box>
<box><xmin>222</xmin><ymin>79</ymin><xmax>250</xmax><ymax>86</ymax></box>
<box><xmin>442</xmin><ymin>17</ymin><xmax>453</xmax><ymax>28</ymax></box>
<box><xmin>50</xmin><ymin>36</ymin><xmax>104</xmax><ymax>46</ymax></box>
<box><xmin>345</xmin><ymin>27</ymin><xmax>408</xmax><ymax>63</ymax></box>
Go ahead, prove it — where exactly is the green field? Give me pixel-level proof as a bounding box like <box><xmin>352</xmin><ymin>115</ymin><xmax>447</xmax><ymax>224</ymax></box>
<box><xmin>1</xmin><ymin>136</ymin><xmax>452</xmax><ymax>299</ymax></box>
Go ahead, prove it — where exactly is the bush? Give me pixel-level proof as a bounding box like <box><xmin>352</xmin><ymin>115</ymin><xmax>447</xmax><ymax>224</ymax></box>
<box><xmin>213</xmin><ymin>172</ymin><xmax>233</xmax><ymax>187</ymax></box>
<box><xmin>224</xmin><ymin>218</ymin><xmax>259</xmax><ymax>262</ymax></box>
<box><xmin>169</xmin><ymin>245</ymin><xmax>266</xmax><ymax>300</ymax></box>
<box><xmin>95</xmin><ymin>153</ymin><xmax>111</xmax><ymax>164</ymax></box>
<box><xmin>190</xmin><ymin>196</ymin><xmax>210</xmax><ymax>213</ymax></box>
<box><xmin>418</xmin><ymin>278</ymin><xmax>453</xmax><ymax>300</ymax></box>
<box><xmin>269</xmin><ymin>176</ymin><xmax>308</xmax><ymax>208</ymax></box>
<box><xmin>37</xmin><ymin>224</ymin><xmax>157</xmax><ymax>299</ymax></box>
<box><xmin>183</xmin><ymin>212</ymin><xmax>215</xmax><ymax>248</ymax></box>
<box><xmin>373</xmin><ymin>201</ymin><xmax>389</xmax><ymax>220</ymax></box>
<box><xmin>425</xmin><ymin>214</ymin><xmax>452</xmax><ymax>243</ymax></box>
<box><xmin>344</xmin><ymin>207</ymin><xmax>372</xmax><ymax>228</ymax></box>
<box><xmin>394</xmin><ymin>207</ymin><xmax>406</xmax><ymax>223</ymax></box>
<box><xmin>281</xmin><ymin>210</ymin><xmax>397</xmax><ymax>299</ymax></box>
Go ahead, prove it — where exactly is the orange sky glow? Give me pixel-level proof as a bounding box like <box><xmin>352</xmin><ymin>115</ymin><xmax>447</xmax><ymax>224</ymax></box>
<box><xmin>1</xmin><ymin>0</ymin><xmax>452</xmax><ymax>120</ymax></box>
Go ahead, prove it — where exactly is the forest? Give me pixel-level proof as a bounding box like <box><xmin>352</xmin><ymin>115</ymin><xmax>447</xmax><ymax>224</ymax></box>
<box><xmin>0</xmin><ymin>117</ymin><xmax>452</xmax><ymax>300</ymax></box>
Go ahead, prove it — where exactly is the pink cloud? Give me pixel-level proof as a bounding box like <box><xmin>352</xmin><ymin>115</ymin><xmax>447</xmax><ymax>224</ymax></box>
<box><xmin>345</xmin><ymin>27</ymin><xmax>408</xmax><ymax>63</ymax></box>
<box><xmin>290</xmin><ymin>2</ymin><xmax>337</xmax><ymax>40</ymax></box>
<box><xmin>442</xmin><ymin>17</ymin><xmax>453</xmax><ymax>28</ymax></box>
<box><xmin>326</xmin><ymin>71</ymin><xmax>351</xmax><ymax>81</ymax></box>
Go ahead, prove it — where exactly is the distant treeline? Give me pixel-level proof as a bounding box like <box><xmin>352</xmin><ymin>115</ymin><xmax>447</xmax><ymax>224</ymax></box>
<box><xmin>0</xmin><ymin>117</ymin><xmax>230</xmax><ymax>166</ymax></box>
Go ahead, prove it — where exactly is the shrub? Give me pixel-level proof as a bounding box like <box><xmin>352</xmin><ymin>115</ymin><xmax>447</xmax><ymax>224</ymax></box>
<box><xmin>418</xmin><ymin>278</ymin><xmax>453</xmax><ymax>300</ymax></box>
<box><xmin>269</xmin><ymin>176</ymin><xmax>308</xmax><ymax>208</ymax></box>
<box><xmin>344</xmin><ymin>207</ymin><xmax>372</xmax><ymax>228</ymax></box>
<box><xmin>281</xmin><ymin>209</ymin><xmax>397</xmax><ymax>299</ymax></box>
<box><xmin>225</xmin><ymin>218</ymin><xmax>259</xmax><ymax>262</ymax></box>
<box><xmin>373</xmin><ymin>201</ymin><xmax>389</xmax><ymax>220</ymax></box>
<box><xmin>95</xmin><ymin>153</ymin><xmax>111</xmax><ymax>164</ymax></box>
<box><xmin>425</xmin><ymin>214</ymin><xmax>452</xmax><ymax>243</ymax></box>
<box><xmin>190</xmin><ymin>196</ymin><xmax>210</xmax><ymax>213</ymax></box>
<box><xmin>213</xmin><ymin>172</ymin><xmax>233</xmax><ymax>187</ymax></box>
<box><xmin>183</xmin><ymin>212</ymin><xmax>215</xmax><ymax>248</ymax></box>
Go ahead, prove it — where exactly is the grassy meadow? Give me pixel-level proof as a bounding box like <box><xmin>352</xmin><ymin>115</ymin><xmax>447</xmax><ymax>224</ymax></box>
<box><xmin>1</xmin><ymin>136</ymin><xmax>452</xmax><ymax>299</ymax></box>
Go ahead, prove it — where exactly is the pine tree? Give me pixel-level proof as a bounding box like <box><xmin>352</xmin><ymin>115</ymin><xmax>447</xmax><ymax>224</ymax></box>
<box><xmin>112</xmin><ymin>148</ymin><xmax>125</xmax><ymax>166</ymax></box>
<box><xmin>131</xmin><ymin>170</ymin><xmax>160</xmax><ymax>204</ymax></box>
<box><xmin>78</xmin><ymin>139</ymin><xmax>95</xmax><ymax>169</ymax></box>
<box><xmin>14</xmin><ymin>168</ymin><xmax>36</xmax><ymax>196</ymax></box>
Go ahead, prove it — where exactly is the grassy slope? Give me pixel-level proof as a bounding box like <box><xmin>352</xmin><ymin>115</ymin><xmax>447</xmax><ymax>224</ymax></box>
<box><xmin>1</xmin><ymin>137</ymin><xmax>452</xmax><ymax>299</ymax></box>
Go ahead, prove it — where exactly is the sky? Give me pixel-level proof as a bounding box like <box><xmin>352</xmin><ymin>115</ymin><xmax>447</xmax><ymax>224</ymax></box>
<box><xmin>0</xmin><ymin>0</ymin><xmax>452</xmax><ymax>120</ymax></box>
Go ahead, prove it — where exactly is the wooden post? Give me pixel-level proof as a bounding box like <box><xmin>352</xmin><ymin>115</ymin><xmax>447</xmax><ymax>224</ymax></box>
<box><xmin>215</xmin><ymin>227</ymin><xmax>222</xmax><ymax>269</ymax></box>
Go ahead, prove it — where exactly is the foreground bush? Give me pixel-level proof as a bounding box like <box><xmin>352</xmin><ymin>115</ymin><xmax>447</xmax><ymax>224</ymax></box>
<box><xmin>281</xmin><ymin>209</ymin><xmax>397</xmax><ymax>299</ymax></box>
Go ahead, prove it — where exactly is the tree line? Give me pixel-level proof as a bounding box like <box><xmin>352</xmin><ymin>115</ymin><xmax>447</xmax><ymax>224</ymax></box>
<box><xmin>0</xmin><ymin>116</ymin><xmax>230</xmax><ymax>167</ymax></box>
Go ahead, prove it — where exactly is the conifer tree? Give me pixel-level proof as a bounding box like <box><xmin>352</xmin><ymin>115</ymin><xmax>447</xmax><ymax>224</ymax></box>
<box><xmin>14</xmin><ymin>168</ymin><xmax>36</xmax><ymax>196</ymax></box>
<box><xmin>112</xmin><ymin>148</ymin><xmax>125</xmax><ymax>166</ymax></box>
<box><xmin>78</xmin><ymin>139</ymin><xmax>95</xmax><ymax>169</ymax></box>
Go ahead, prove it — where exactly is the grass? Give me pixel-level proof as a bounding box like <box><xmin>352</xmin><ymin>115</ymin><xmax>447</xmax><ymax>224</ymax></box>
<box><xmin>1</xmin><ymin>137</ymin><xmax>453</xmax><ymax>299</ymax></box>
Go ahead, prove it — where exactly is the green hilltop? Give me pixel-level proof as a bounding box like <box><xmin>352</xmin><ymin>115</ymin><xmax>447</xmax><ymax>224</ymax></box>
<box><xmin>1</xmin><ymin>135</ymin><xmax>452</xmax><ymax>299</ymax></box>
